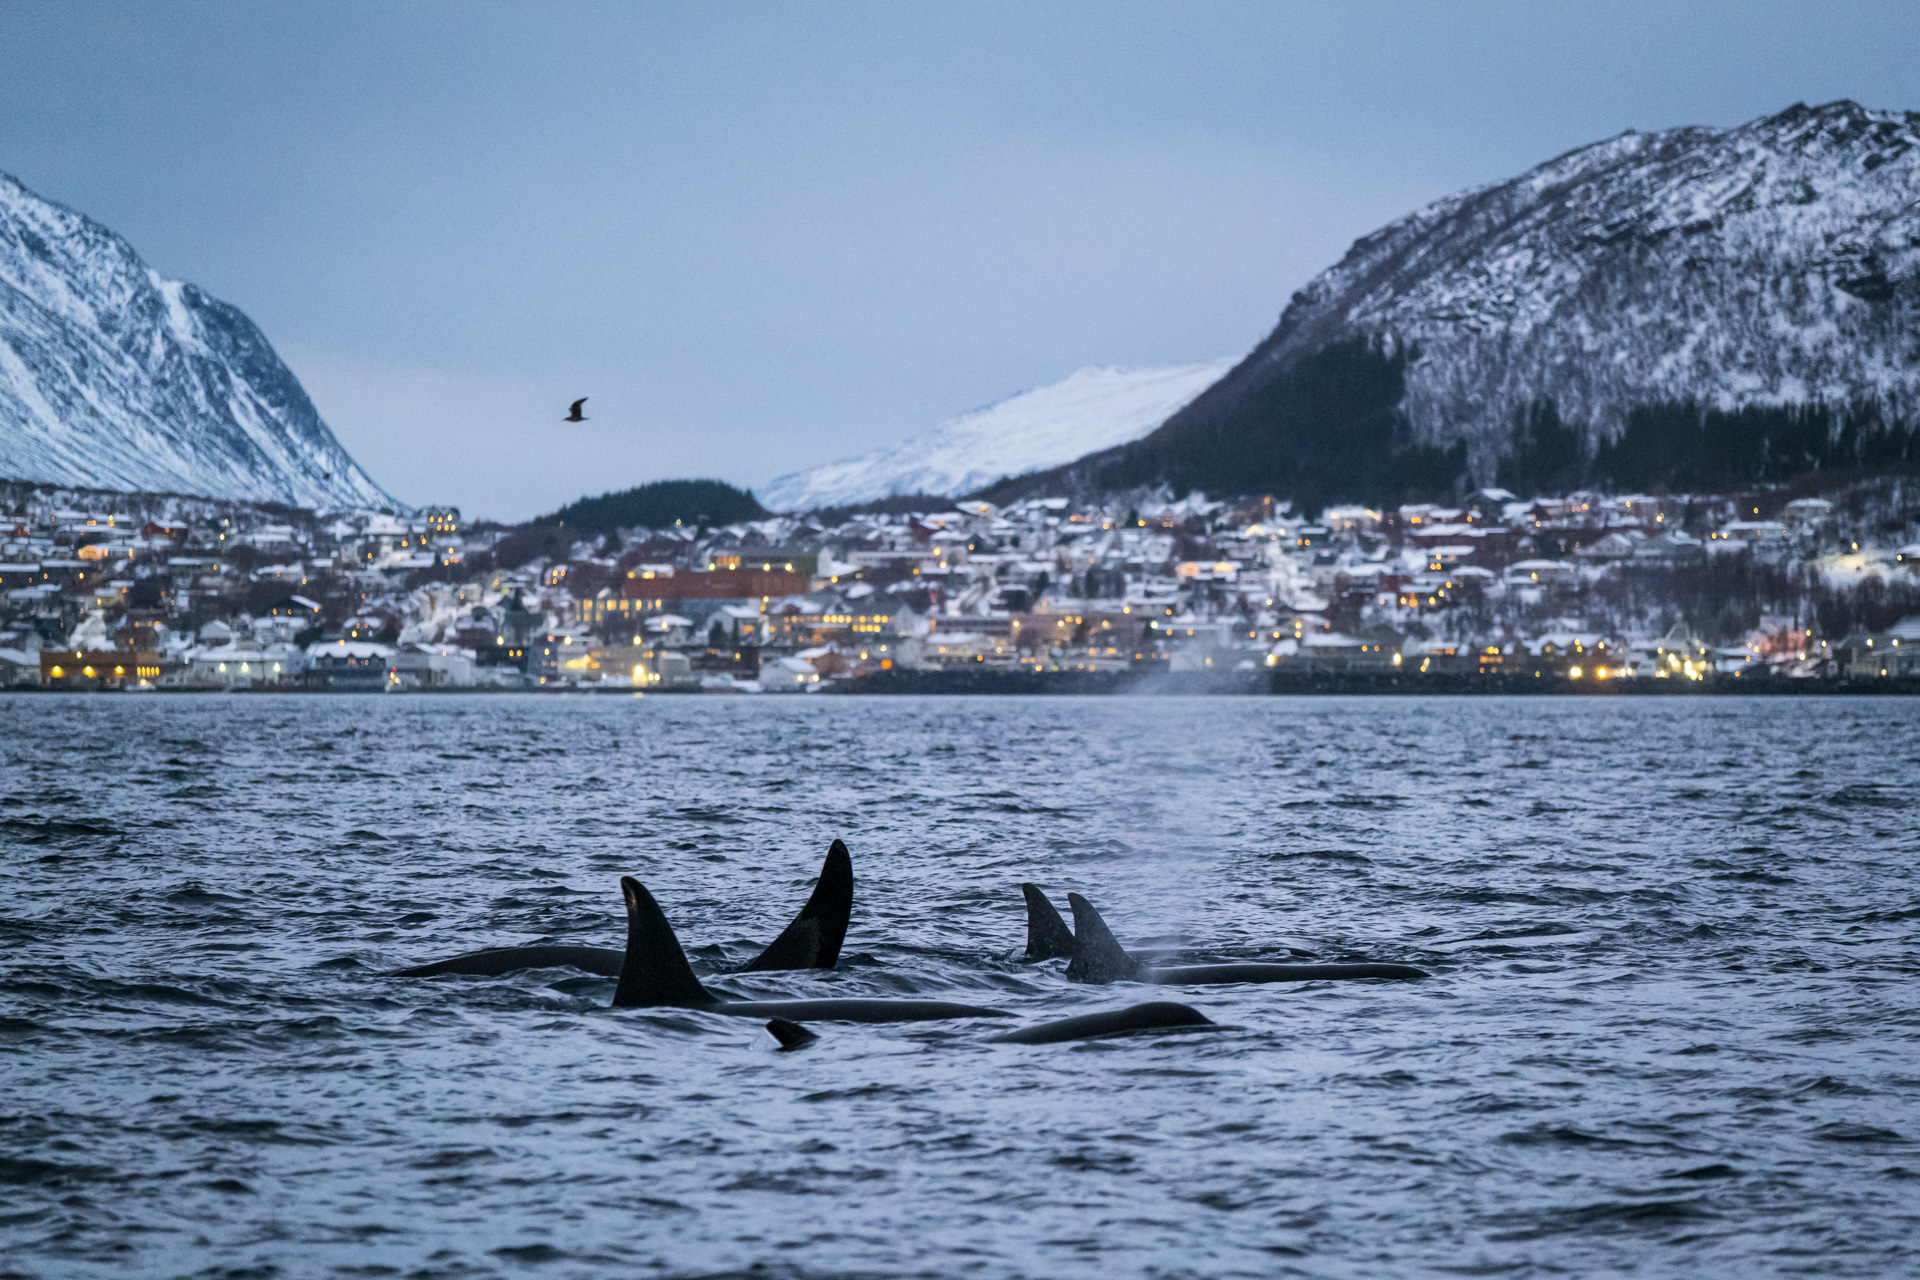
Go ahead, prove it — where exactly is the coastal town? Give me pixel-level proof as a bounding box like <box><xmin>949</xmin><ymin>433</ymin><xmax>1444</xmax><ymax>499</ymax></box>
<box><xmin>2</xmin><ymin>478</ymin><xmax>1918</xmax><ymax>694</ymax></box>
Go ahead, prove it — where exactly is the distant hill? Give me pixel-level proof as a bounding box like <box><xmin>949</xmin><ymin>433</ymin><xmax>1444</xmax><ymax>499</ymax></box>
<box><xmin>534</xmin><ymin>478</ymin><xmax>766</xmax><ymax>534</ymax></box>
<box><xmin>1002</xmin><ymin>100</ymin><xmax>1920</xmax><ymax>509</ymax></box>
<box><xmin>0</xmin><ymin>170</ymin><xmax>392</xmax><ymax>509</ymax></box>
<box><xmin>759</xmin><ymin>360</ymin><xmax>1232</xmax><ymax>511</ymax></box>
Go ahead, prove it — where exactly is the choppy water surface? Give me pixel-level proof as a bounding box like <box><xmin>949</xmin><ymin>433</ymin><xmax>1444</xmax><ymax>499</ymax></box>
<box><xmin>2</xmin><ymin>694</ymin><xmax>1917</xmax><ymax>1278</ymax></box>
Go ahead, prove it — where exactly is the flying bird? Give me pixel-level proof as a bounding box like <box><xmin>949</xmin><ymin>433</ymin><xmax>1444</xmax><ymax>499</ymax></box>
<box><xmin>564</xmin><ymin>398</ymin><xmax>589</xmax><ymax>422</ymax></box>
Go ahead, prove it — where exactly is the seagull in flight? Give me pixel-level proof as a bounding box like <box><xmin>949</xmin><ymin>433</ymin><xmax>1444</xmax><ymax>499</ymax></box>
<box><xmin>563</xmin><ymin>398</ymin><xmax>589</xmax><ymax>422</ymax></box>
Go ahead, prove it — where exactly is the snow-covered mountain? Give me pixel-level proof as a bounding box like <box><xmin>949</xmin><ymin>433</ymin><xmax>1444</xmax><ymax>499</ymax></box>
<box><xmin>0</xmin><ymin>170</ymin><xmax>392</xmax><ymax>508</ymax></box>
<box><xmin>760</xmin><ymin>360</ymin><xmax>1232</xmax><ymax>511</ymax></box>
<box><xmin>1154</xmin><ymin>99</ymin><xmax>1920</xmax><ymax>480</ymax></box>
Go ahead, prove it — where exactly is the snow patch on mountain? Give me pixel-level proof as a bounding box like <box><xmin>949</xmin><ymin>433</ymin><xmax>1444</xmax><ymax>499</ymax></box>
<box><xmin>761</xmin><ymin>360</ymin><xmax>1232</xmax><ymax>511</ymax></box>
<box><xmin>0</xmin><ymin>170</ymin><xmax>393</xmax><ymax>509</ymax></box>
<box><xmin>1168</xmin><ymin>99</ymin><xmax>1920</xmax><ymax>475</ymax></box>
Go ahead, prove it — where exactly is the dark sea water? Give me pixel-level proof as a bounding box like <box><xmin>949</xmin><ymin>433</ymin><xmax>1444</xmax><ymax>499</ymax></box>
<box><xmin>2</xmin><ymin>693</ymin><xmax>1917</xmax><ymax>1279</ymax></box>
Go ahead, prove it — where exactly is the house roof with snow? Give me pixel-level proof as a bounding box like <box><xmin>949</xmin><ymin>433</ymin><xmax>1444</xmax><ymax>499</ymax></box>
<box><xmin>307</xmin><ymin>640</ymin><xmax>394</xmax><ymax>659</ymax></box>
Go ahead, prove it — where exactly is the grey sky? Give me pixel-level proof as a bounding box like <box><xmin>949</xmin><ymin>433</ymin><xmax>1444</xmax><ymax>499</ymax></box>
<box><xmin>2</xmin><ymin>2</ymin><xmax>1915</xmax><ymax>520</ymax></box>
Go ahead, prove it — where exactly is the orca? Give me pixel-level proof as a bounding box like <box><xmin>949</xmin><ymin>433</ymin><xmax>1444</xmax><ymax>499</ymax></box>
<box><xmin>1023</xmin><ymin>883</ymin><xmax>1321</xmax><ymax>963</ymax></box>
<box><xmin>985</xmin><ymin>1001</ymin><xmax>1221</xmax><ymax>1045</ymax></box>
<box><xmin>764</xmin><ymin>1018</ymin><xmax>818</xmax><ymax>1051</ymax></box>
<box><xmin>765</xmin><ymin>1001</ymin><xmax>1219</xmax><ymax>1048</ymax></box>
<box><xmin>1065</xmin><ymin>894</ymin><xmax>1429</xmax><ymax>986</ymax></box>
<box><xmin>738</xmin><ymin>840</ymin><xmax>853</xmax><ymax>972</ymax></box>
<box><xmin>1021</xmin><ymin>883</ymin><xmax>1076</xmax><ymax>960</ymax></box>
<box><xmin>614</xmin><ymin>875</ymin><xmax>1010</xmax><ymax>1023</ymax></box>
<box><xmin>395</xmin><ymin>840</ymin><xmax>853</xmax><ymax>979</ymax></box>
<box><xmin>395</xmin><ymin>943</ymin><xmax>626</xmax><ymax>978</ymax></box>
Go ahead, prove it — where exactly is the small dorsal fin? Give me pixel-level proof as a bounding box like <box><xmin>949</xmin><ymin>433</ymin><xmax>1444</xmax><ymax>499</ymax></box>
<box><xmin>1021</xmin><ymin>883</ymin><xmax>1076</xmax><ymax>960</ymax></box>
<box><xmin>765</xmin><ymin>1018</ymin><xmax>818</xmax><ymax>1051</ymax></box>
<box><xmin>743</xmin><ymin>839</ymin><xmax>853</xmax><ymax>971</ymax></box>
<box><xmin>1065</xmin><ymin>894</ymin><xmax>1144</xmax><ymax>984</ymax></box>
<box><xmin>613</xmin><ymin>877</ymin><xmax>715</xmax><ymax>1008</ymax></box>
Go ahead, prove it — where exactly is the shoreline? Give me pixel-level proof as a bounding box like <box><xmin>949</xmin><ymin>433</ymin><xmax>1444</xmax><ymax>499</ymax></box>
<box><xmin>829</xmin><ymin>669</ymin><xmax>1920</xmax><ymax>696</ymax></box>
<box><xmin>5</xmin><ymin>672</ymin><xmax>1918</xmax><ymax>696</ymax></box>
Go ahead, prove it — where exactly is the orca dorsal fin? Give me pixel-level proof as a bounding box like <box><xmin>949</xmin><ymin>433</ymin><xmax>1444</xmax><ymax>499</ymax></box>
<box><xmin>765</xmin><ymin>1018</ymin><xmax>818</xmax><ymax>1051</ymax></box>
<box><xmin>742</xmin><ymin>839</ymin><xmax>853</xmax><ymax>972</ymax></box>
<box><xmin>1021</xmin><ymin>883</ymin><xmax>1076</xmax><ymax>960</ymax></box>
<box><xmin>1065</xmin><ymin>894</ymin><xmax>1145</xmax><ymax>984</ymax></box>
<box><xmin>613</xmin><ymin>876</ymin><xmax>716</xmax><ymax>1008</ymax></box>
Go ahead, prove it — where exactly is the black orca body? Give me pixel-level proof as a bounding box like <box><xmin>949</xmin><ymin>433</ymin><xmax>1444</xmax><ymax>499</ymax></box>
<box><xmin>1065</xmin><ymin>894</ymin><xmax>1429</xmax><ymax>986</ymax></box>
<box><xmin>615</xmin><ymin>875</ymin><xmax>1010</xmax><ymax>1024</ymax></box>
<box><xmin>395</xmin><ymin>944</ymin><xmax>624</xmax><ymax>979</ymax></box>
<box><xmin>1021</xmin><ymin>883</ymin><xmax>1077</xmax><ymax>960</ymax></box>
<box><xmin>985</xmin><ymin>1001</ymin><xmax>1220</xmax><ymax>1044</ymax></box>
<box><xmin>395</xmin><ymin>841</ymin><xmax>854</xmax><ymax>979</ymax></box>
<box><xmin>769</xmin><ymin>1001</ymin><xmax>1219</xmax><ymax>1048</ymax></box>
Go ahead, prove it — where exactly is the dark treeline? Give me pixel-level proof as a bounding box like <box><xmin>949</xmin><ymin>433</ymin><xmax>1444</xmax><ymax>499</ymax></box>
<box><xmin>535</xmin><ymin>479</ymin><xmax>766</xmax><ymax>535</ymax></box>
<box><xmin>1495</xmin><ymin>400</ymin><xmax>1588</xmax><ymax>497</ymax></box>
<box><xmin>1500</xmin><ymin>397</ymin><xmax>1920</xmax><ymax>496</ymax></box>
<box><xmin>970</xmin><ymin>342</ymin><xmax>1920</xmax><ymax>513</ymax></box>
<box><xmin>1089</xmin><ymin>338</ymin><xmax>1467</xmax><ymax>516</ymax></box>
<box><xmin>520</xmin><ymin>362</ymin><xmax>1915</xmax><ymax>529</ymax></box>
<box><xmin>1583</xmin><ymin>556</ymin><xmax>1920</xmax><ymax>643</ymax></box>
<box><xmin>410</xmin><ymin>480</ymin><xmax>770</xmax><ymax>588</ymax></box>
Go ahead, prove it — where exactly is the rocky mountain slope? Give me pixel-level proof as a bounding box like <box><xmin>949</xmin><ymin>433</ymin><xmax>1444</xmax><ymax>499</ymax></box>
<box><xmin>759</xmin><ymin>360</ymin><xmax>1232</xmax><ymax>511</ymax></box>
<box><xmin>1030</xmin><ymin>100</ymin><xmax>1919</xmax><ymax>507</ymax></box>
<box><xmin>0</xmin><ymin>170</ymin><xmax>392</xmax><ymax>509</ymax></box>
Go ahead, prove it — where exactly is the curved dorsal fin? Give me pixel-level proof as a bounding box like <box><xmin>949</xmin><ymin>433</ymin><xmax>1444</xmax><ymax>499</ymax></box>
<box><xmin>742</xmin><ymin>839</ymin><xmax>853</xmax><ymax>971</ymax></box>
<box><xmin>1065</xmin><ymin>894</ymin><xmax>1145</xmax><ymax>984</ymax></box>
<box><xmin>1020</xmin><ymin>883</ymin><xmax>1076</xmax><ymax>960</ymax></box>
<box><xmin>614</xmin><ymin>876</ymin><xmax>715</xmax><ymax>1008</ymax></box>
<box><xmin>765</xmin><ymin>1018</ymin><xmax>818</xmax><ymax>1051</ymax></box>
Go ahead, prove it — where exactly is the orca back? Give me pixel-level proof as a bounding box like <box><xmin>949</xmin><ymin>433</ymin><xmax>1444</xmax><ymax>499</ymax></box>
<box><xmin>393</xmin><ymin>945</ymin><xmax>623</xmax><ymax>978</ymax></box>
<box><xmin>1153</xmin><ymin>961</ymin><xmax>1429</xmax><ymax>985</ymax></box>
<box><xmin>988</xmin><ymin>1001</ymin><xmax>1216</xmax><ymax>1045</ymax></box>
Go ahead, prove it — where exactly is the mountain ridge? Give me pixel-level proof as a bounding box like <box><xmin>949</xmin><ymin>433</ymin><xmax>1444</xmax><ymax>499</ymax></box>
<box><xmin>0</xmin><ymin>170</ymin><xmax>394</xmax><ymax>510</ymax></box>
<box><xmin>998</xmin><ymin>99</ymin><xmax>1919</xmax><ymax>507</ymax></box>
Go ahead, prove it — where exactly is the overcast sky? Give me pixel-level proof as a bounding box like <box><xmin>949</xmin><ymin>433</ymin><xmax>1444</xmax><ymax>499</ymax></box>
<box><xmin>2</xmin><ymin>3</ymin><xmax>1916</xmax><ymax>520</ymax></box>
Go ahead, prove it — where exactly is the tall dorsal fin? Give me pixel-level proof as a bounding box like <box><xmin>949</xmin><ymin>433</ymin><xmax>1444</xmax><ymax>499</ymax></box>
<box><xmin>742</xmin><ymin>839</ymin><xmax>853</xmax><ymax>971</ymax></box>
<box><xmin>614</xmin><ymin>876</ymin><xmax>715</xmax><ymax>1008</ymax></box>
<box><xmin>1021</xmin><ymin>883</ymin><xmax>1076</xmax><ymax>960</ymax></box>
<box><xmin>1065</xmin><ymin>894</ymin><xmax>1144</xmax><ymax>984</ymax></box>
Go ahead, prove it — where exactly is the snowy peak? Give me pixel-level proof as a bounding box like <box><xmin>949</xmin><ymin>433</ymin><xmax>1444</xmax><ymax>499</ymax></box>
<box><xmin>0</xmin><ymin>170</ymin><xmax>392</xmax><ymax>509</ymax></box>
<box><xmin>761</xmin><ymin>359</ymin><xmax>1232</xmax><ymax>511</ymax></box>
<box><xmin>1168</xmin><ymin>99</ymin><xmax>1920</xmax><ymax>477</ymax></box>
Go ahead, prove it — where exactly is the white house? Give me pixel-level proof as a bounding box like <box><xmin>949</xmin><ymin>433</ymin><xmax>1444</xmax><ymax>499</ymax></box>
<box><xmin>392</xmin><ymin>644</ymin><xmax>477</xmax><ymax>689</ymax></box>
<box><xmin>759</xmin><ymin>655</ymin><xmax>821</xmax><ymax>691</ymax></box>
<box><xmin>0</xmin><ymin>648</ymin><xmax>40</xmax><ymax>687</ymax></box>
<box><xmin>1784</xmin><ymin>498</ymin><xmax>1834</xmax><ymax>527</ymax></box>
<box><xmin>1502</xmin><ymin>559</ymin><xmax>1577</xmax><ymax>587</ymax></box>
<box><xmin>186</xmin><ymin>642</ymin><xmax>307</xmax><ymax>689</ymax></box>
